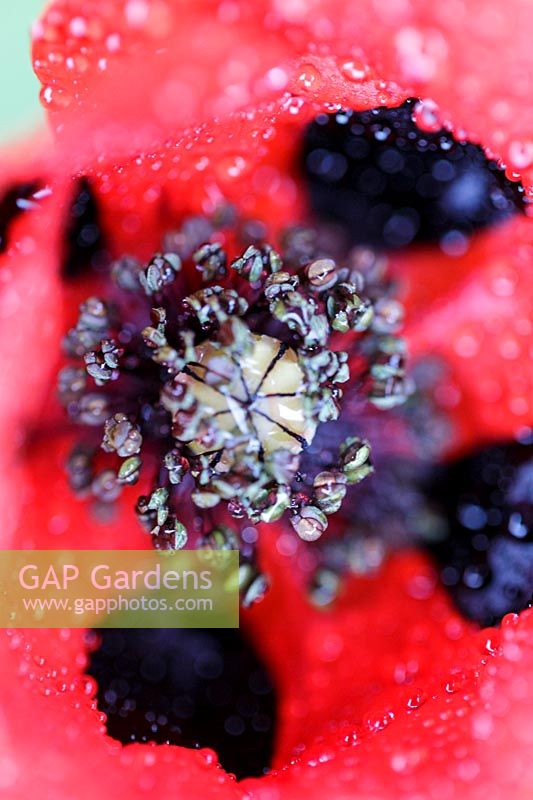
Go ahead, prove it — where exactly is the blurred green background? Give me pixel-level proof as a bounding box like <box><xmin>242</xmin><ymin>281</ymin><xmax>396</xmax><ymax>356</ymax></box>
<box><xmin>0</xmin><ymin>1</ymin><xmax>45</xmax><ymax>142</ymax></box>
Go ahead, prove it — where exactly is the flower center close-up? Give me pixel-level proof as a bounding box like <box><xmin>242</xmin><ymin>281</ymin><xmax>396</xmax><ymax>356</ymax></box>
<box><xmin>2</xmin><ymin>2</ymin><xmax>533</xmax><ymax>798</ymax></box>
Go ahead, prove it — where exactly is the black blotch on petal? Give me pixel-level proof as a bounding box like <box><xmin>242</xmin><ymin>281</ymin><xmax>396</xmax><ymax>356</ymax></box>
<box><xmin>63</xmin><ymin>177</ymin><xmax>107</xmax><ymax>278</ymax></box>
<box><xmin>87</xmin><ymin>627</ymin><xmax>276</xmax><ymax>779</ymax></box>
<box><xmin>427</xmin><ymin>440</ymin><xmax>533</xmax><ymax>627</ymax></box>
<box><xmin>301</xmin><ymin>99</ymin><xmax>525</xmax><ymax>251</ymax></box>
<box><xmin>0</xmin><ymin>181</ymin><xmax>41</xmax><ymax>253</ymax></box>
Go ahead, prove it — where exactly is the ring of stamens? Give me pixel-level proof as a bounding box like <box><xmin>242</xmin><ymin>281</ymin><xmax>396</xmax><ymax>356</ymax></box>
<box><xmin>59</xmin><ymin>211</ymin><xmax>408</xmax><ymax>601</ymax></box>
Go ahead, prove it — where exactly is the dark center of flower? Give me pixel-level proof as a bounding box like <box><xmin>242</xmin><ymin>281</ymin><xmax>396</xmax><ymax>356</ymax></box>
<box><xmin>0</xmin><ymin>181</ymin><xmax>42</xmax><ymax>252</ymax></box>
<box><xmin>302</xmin><ymin>98</ymin><xmax>525</xmax><ymax>250</ymax></box>
<box><xmin>63</xmin><ymin>178</ymin><xmax>106</xmax><ymax>278</ymax></box>
<box><xmin>426</xmin><ymin>438</ymin><xmax>533</xmax><ymax>626</ymax></box>
<box><xmin>87</xmin><ymin>626</ymin><xmax>276</xmax><ymax>779</ymax></box>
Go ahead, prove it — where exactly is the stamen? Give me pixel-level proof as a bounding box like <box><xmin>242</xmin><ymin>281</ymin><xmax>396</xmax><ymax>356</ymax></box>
<box><xmin>59</xmin><ymin>209</ymin><xmax>409</xmax><ymax>600</ymax></box>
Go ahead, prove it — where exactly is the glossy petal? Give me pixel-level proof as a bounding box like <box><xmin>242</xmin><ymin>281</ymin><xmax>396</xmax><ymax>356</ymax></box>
<box><xmin>32</xmin><ymin>0</ymin><xmax>533</xmax><ymax>199</ymax></box>
<box><xmin>398</xmin><ymin>215</ymin><xmax>533</xmax><ymax>454</ymax></box>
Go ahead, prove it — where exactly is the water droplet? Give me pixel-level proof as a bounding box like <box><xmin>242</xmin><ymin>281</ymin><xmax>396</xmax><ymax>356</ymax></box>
<box><xmin>265</xmin><ymin>67</ymin><xmax>288</xmax><ymax>91</ymax></box>
<box><xmin>406</xmin><ymin>689</ymin><xmax>428</xmax><ymax>710</ymax></box>
<box><xmin>296</xmin><ymin>65</ymin><xmax>320</xmax><ymax>91</ymax></box>
<box><xmin>390</xmin><ymin>753</ymin><xmax>409</xmax><ymax>773</ymax></box>
<box><xmin>340</xmin><ymin>59</ymin><xmax>368</xmax><ymax>82</ymax></box>
<box><xmin>69</xmin><ymin>16</ymin><xmax>88</xmax><ymax>37</ymax></box>
<box><xmin>200</xmin><ymin>748</ymin><xmax>218</xmax><ymax>766</ymax></box>
<box><xmin>454</xmin><ymin>332</ymin><xmax>480</xmax><ymax>359</ymax></box>
<box><xmin>472</xmin><ymin>711</ymin><xmax>494</xmax><ymax>740</ymax></box>
<box><xmin>508</xmin><ymin>139</ymin><xmax>533</xmax><ymax>170</ymax></box>
<box><xmin>106</xmin><ymin>33</ymin><xmax>121</xmax><ymax>52</ymax></box>
<box><xmin>83</xmin><ymin>676</ymin><xmax>96</xmax><ymax>695</ymax></box>
<box><xmin>444</xmin><ymin>671</ymin><xmax>469</xmax><ymax>694</ymax></box>
<box><xmin>456</xmin><ymin>758</ymin><xmax>481</xmax><ymax>782</ymax></box>
<box><xmin>366</xmin><ymin>711</ymin><xmax>395</xmax><ymax>732</ymax></box>
<box><xmin>195</xmin><ymin>156</ymin><xmax>210</xmax><ymax>172</ymax></box>
<box><xmin>395</xmin><ymin>27</ymin><xmax>448</xmax><ymax>83</ymax></box>
<box><xmin>125</xmin><ymin>0</ymin><xmax>150</xmax><ymax>27</ymax></box>
<box><xmin>0</xmin><ymin>288</ymin><xmax>20</xmax><ymax>319</ymax></box>
<box><xmin>407</xmin><ymin>571</ymin><xmax>436</xmax><ymax>600</ymax></box>
<box><xmin>281</xmin><ymin>94</ymin><xmax>305</xmax><ymax>116</ymax></box>
<box><xmin>510</xmin><ymin>396</ymin><xmax>529</xmax><ymax>416</ymax></box>
<box><xmin>40</xmin><ymin>84</ymin><xmax>72</xmax><ymax>110</ymax></box>
<box><xmin>412</xmin><ymin>98</ymin><xmax>443</xmax><ymax>133</ymax></box>
<box><xmin>215</xmin><ymin>153</ymin><xmax>249</xmax><ymax>181</ymax></box>
<box><xmin>0</xmin><ymin>756</ymin><xmax>19</xmax><ymax>790</ymax></box>
<box><xmin>341</xmin><ymin>730</ymin><xmax>359</xmax><ymax>747</ymax></box>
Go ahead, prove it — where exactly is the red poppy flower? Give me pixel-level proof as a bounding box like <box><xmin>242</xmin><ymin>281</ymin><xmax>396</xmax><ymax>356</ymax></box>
<box><xmin>1</xmin><ymin>0</ymin><xmax>533</xmax><ymax>798</ymax></box>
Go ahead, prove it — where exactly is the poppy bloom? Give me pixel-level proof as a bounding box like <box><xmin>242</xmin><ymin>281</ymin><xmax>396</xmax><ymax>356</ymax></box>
<box><xmin>1</xmin><ymin>0</ymin><xmax>533</xmax><ymax>798</ymax></box>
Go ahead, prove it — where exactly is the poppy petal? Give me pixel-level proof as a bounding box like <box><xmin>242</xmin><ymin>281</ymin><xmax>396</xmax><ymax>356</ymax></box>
<box><xmin>32</xmin><ymin>0</ymin><xmax>533</xmax><ymax>199</ymax></box>
<box><xmin>396</xmin><ymin>215</ymin><xmax>533</xmax><ymax>454</ymax></box>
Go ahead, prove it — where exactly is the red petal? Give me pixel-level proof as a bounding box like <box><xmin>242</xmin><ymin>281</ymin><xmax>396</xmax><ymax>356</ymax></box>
<box><xmin>33</xmin><ymin>0</ymin><xmax>533</xmax><ymax>196</ymax></box>
<box><xmin>243</xmin><ymin>607</ymin><xmax>533</xmax><ymax>799</ymax></box>
<box><xmin>397</xmin><ymin>215</ymin><xmax>533</xmax><ymax>454</ymax></box>
<box><xmin>4</xmin><ymin>532</ymin><xmax>533</xmax><ymax>798</ymax></box>
<box><xmin>29</xmin><ymin>2</ymin><xmax>533</xmax><ymax>451</ymax></box>
<box><xmin>0</xmin><ymin>629</ymin><xmax>241</xmax><ymax>799</ymax></box>
<box><xmin>9</xmin><ymin>415</ymin><xmax>533</xmax><ymax>797</ymax></box>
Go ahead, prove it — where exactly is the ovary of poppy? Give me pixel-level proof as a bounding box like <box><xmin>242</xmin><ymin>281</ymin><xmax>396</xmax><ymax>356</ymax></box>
<box><xmin>0</xmin><ymin>0</ymin><xmax>531</xmax><ymax>797</ymax></box>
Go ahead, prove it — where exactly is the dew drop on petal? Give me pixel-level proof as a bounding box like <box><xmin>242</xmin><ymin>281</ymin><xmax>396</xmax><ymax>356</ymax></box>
<box><xmin>215</xmin><ymin>153</ymin><xmax>249</xmax><ymax>181</ymax></box>
<box><xmin>406</xmin><ymin>689</ymin><xmax>428</xmax><ymax>710</ymax></box>
<box><xmin>106</xmin><ymin>33</ymin><xmax>121</xmax><ymax>52</ymax></box>
<box><xmin>40</xmin><ymin>84</ymin><xmax>72</xmax><ymax>110</ymax></box>
<box><xmin>0</xmin><ymin>757</ymin><xmax>19</xmax><ymax>790</ymax></box>
<box><xmin>265</xmin><ymin>66</ymin><xmax>288</xmax><ymax>91</ymax></box>
<box><xmin>508</xmin><ymin>139</ymin><xmax>533</xmax><ymax>170</ymax></box>
<box><xmin>281</xmin><ymin>94</ymin><xmax>305</xmax><ymax>116</ymax></box>
<box><xmin>412</xmin><ymin>98</ymin><xmax>443</xmax><ymax>133</ymax></box>
<box><xmin>69</xmin><ymin>16</ymin><xmax>88</xmax><ymax>37</ymax></box>
<box><xmin>125</xmin><ymin>0</ymin><xmax>150</xmax><ymax>27</ymax></box>
<box><xmin>296</xmin><ymin>64</ymin><xmax>321</xmax><ymax>91</ymax></box>
<box><xmin>395</xmin><ymin>26</ymin><xmax>448</xmax><ymax>83</ymax></box>
<box><xmin>340</xmin><ymin>59</ymin><xmax>369</xmax><ymax>82</ymax></box>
